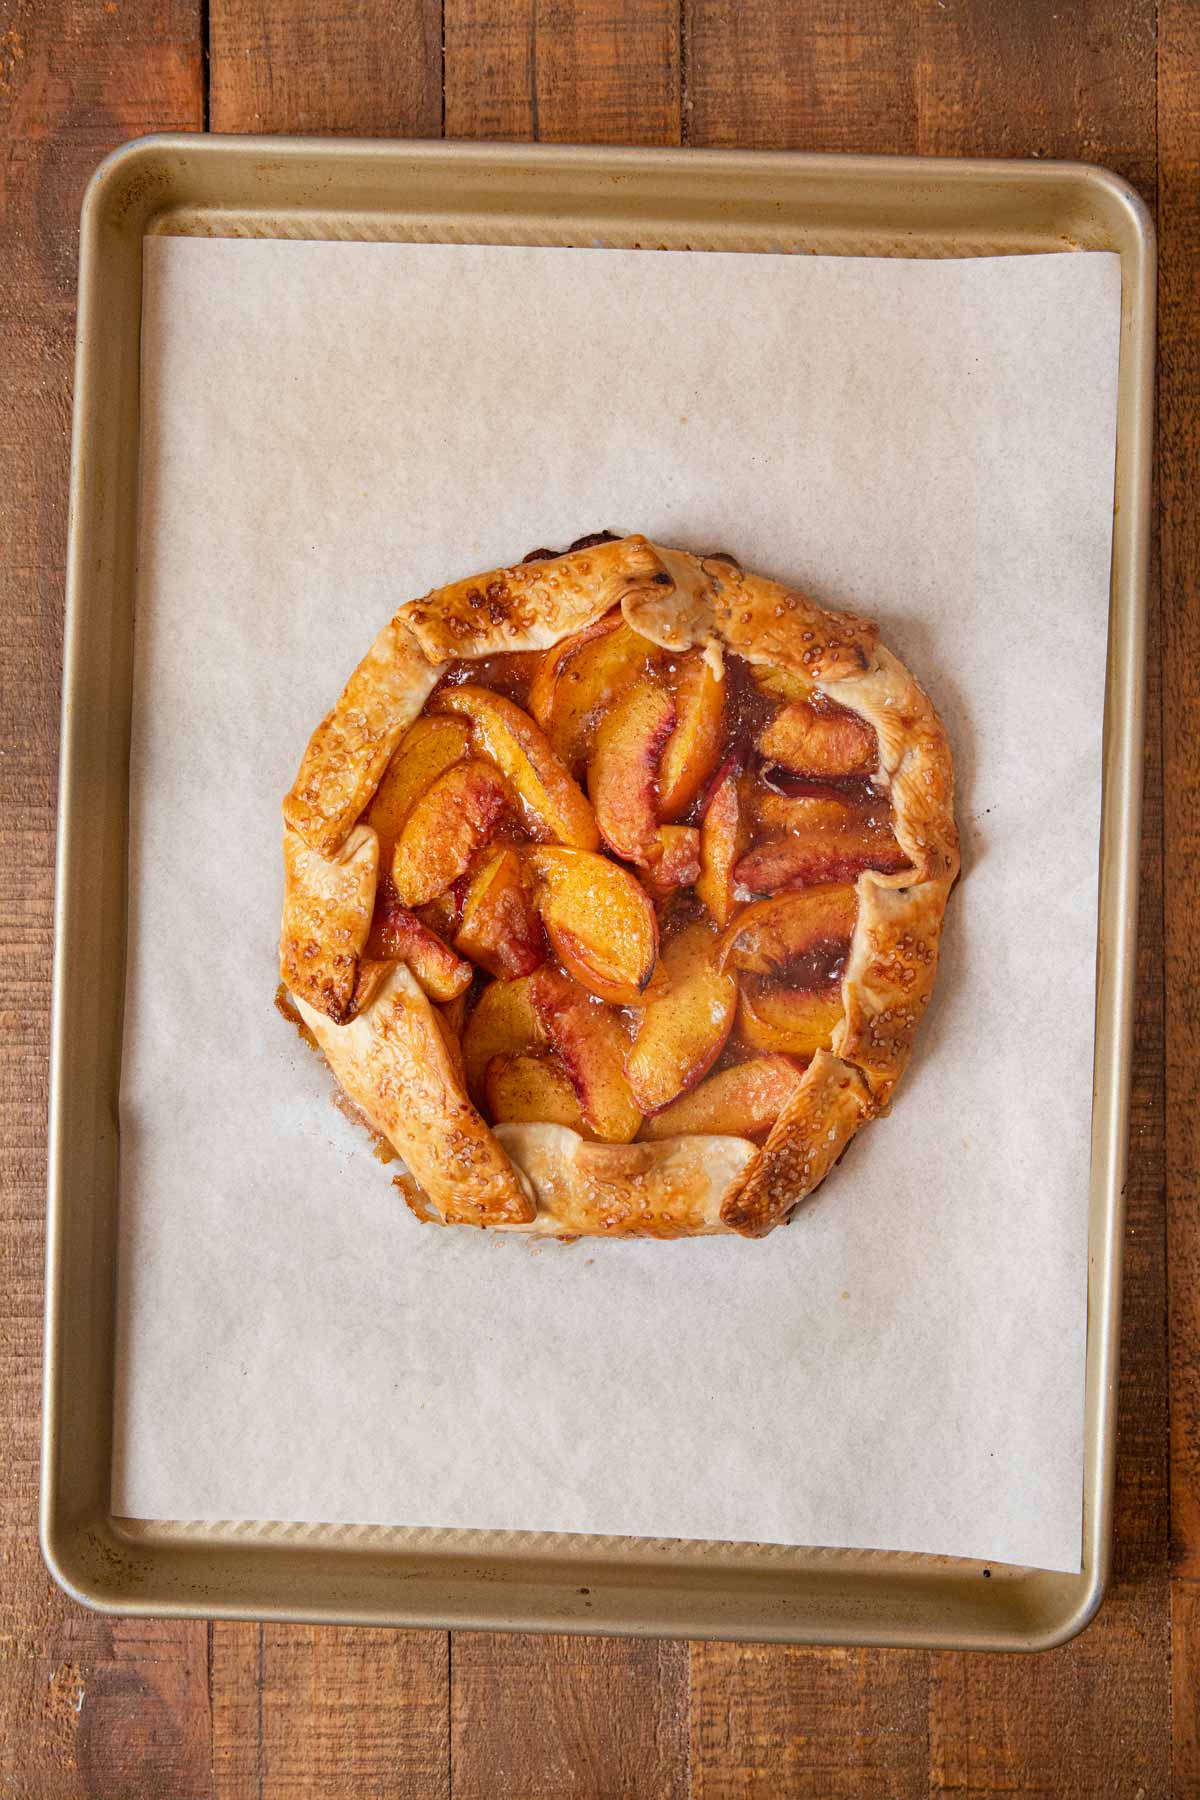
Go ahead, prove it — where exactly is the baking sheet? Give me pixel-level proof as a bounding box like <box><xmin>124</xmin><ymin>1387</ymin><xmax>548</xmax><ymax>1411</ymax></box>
<box><xmin>114</xmin><ymin>237</ymin><xmax>1121</xmax><ymax>1572</ymax></box>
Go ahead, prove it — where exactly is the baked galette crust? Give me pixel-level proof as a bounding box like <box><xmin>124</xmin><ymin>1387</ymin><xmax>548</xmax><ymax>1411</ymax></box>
<box><xmin>280</xmin><ymin>537</ymin><xmax>959</xmax><ymax>1239</ymax></box>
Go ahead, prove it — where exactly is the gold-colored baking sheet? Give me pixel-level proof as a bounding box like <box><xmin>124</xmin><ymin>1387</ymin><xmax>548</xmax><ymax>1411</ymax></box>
<box><xmin>42</xmin><ymin>137</ymin><xmax>1154</xmax><ymax>1648</ymax></box>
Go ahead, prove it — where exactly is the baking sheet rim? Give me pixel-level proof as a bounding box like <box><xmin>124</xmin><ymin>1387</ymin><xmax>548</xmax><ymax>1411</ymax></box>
<box><xmin>41</xmin><ymin>134</ymin><xmax>1155</xmax><ymax>1651</ymax></box>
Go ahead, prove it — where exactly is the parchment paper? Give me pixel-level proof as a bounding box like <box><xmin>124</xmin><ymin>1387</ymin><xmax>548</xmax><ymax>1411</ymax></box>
<box><xmin>114</xmin><ymin>237</ymin><xmax>1122</xmax><ymax>1572</ymax></box>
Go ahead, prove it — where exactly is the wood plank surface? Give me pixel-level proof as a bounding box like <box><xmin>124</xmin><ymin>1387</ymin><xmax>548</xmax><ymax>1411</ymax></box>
<box><xmin>209</xmin><ymin>0</ymin><xmax>442</xmax><ymax>137</ymax></box>
<box><xmin>210</xmin><ymin>1622</ymin><xmax>450</xmax><ymax>1798</ymax></box>
<box><xmin>445</xmin><ymin>0</ymin><xmax>680</xmax><ymax>144</ymax></box>
<box><xmin>689</xmin><ymin>1643</ymin><xmax>927</xmax><ymax>1798</ymax></box>
<box><xmin>451</xmin><ymin>1632</ymin><xmax>688</xmax><ymax>1798</ymax></box>
<box><xmin>1161</xmin><ymin>0</ymin><xmax>1200</xmax><ymax>1582</ymax></box>
<box><xmin>2</xmin><ymin>0</ymin><xmax>1193</xmax><ymax>1793</ymax></box>
<box><xmin>1160</xmin><ymin>0</ymin><xmax>1200</xmax><ymax>1790</ymax></box>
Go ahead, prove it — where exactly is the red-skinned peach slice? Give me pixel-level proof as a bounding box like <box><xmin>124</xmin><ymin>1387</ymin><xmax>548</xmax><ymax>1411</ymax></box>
<box><xmin>529</xmin><ymin>966</ymin><xmax>642</xmax><ymax>1143</ymax></box>
<box><xmin>462</xmin><ymin>973</ymin><xmax>542</xmax><ymax>1098</ymax></box>
<box><xmin>638</xmin><ymin>1054</ymin><xmax>805</xmax><ymax>1142</ymax></box>
<box><xmin>391</xmin><ymin>759</ymin><xmax>509</xmax><ymax>906</ymax></box>
<box><xmin>715</xmin><ymin>885</ymin><xmax>857</xmax><ymax>975</ymax></box>
<box><xmin>758</xmin><ymin>699</ymin><xmax>878</xmax><ymax>777</ymax></box>
<box><xmin>733</xmin><ymin>826</ymin><xmax>910</xmax><ymax>898</ymax></box>
<box><xmin>431</xmin><ymin>683</ymin><xmax>599</xmax><ymax>849</ymax></box>
<box><xmin>657</xmin><ymin>651</ymin><xmax>727</xmax><ymax>820</ymax></box>
<box><xmin>363</xmin><ymin>715</ymin><xmax>472</xmax><ymax>866</ymax></box>
<box><xmin>364</xmin><ymin>877</ymin><xmax>473</xmax><ymax>1001</ymax></box>
<box><xmin>485</xmin><ymin>1050</ymin><xmax>594</xmax><ymax>1137</ymax></box>
<box><xmin>696</xmin><ymin>765</ymin><xmax>751</xmax><ymax>928</ymax></box>
<box><xmin>642</xmin><ymin>825</ymin><xmax>702</xmax><ymax>902</ymax></box>
<box><xmin>625</xmin><ymin>919</ymin><xmax>738</xmax><ymax>1114</ymax></box>
<box><xmin>736</xmin><ymin>980</ymin><xmax>845</xmax><ymax>1058</ymax></box>
<box><xmin>454</xmin><ymin>847</ymin><xmax>545</xmax><ymax>979</ymax></box>
<box><xmin>588</xmin><ymin>673</ymin><xmax>676</xmax><ymax>863</ymax></box>
<box><xmin>530</xmin><ymin>617</ymin><xmax>658</xmax><ymax>774</ymax></box>
<box><xmin>526</xmin><ymin>846</ymin><xmax>659</xmax><ymax>1005</ymax></box>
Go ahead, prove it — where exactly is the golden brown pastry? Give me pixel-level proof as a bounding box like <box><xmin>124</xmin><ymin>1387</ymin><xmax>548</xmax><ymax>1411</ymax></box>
<box><xmin>279</xmin><ymin>533</ymin><xmax>959</xmax><ymax>1238</ymax></box>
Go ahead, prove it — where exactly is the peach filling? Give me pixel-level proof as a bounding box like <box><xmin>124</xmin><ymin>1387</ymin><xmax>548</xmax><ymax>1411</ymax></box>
<box><xmin>351</xmin><ymin>604</ymin><xmax>909</xmax><ymax>1146</ymax></box>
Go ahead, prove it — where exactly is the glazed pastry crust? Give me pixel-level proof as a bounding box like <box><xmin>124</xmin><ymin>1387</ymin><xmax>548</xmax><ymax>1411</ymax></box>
<box><xmin>284</xmin><ymin>618</ymin><xmax>441</xmax><ymax>859</ymax></box>
<box><xmin>397</xmin><ymin>535</ymin><xmax>668</xmax><ymax>662</ymax></box>
<box><xmin>295</xmin><ymin>964</ymin><xmax>536</xmax><ymax>1226</ymax></box>
<box><xmin>281</xmin><ymin>824</ymin><xmax>379</xmax><ymax>1024</ymax></box>
<box><xmin>281</xmin><ymin>537</ymin><xmax>958</xmax><ymax>1237</ymax></box>
<box><xmin>719</xmin><ymin>1050</ymin><xmax>874</xmax><ymax>1238</ymax></box>
<box><xmin>492</xmin><ymin>1123</ymin><xmax>756</xmax><ymax>1238</ymax></box>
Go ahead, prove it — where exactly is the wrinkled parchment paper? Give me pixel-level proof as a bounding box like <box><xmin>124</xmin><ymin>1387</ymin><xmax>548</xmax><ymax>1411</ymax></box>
<box><xmin>114</xmin><ymin>238</ymin><xmax>1122</xmax><ymax>1571</ymax></box>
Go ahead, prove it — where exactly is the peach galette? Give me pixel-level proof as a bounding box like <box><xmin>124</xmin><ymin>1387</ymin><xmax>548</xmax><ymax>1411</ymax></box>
<box><xmin>280</xmin><ymin>534</ymin><xmax>958</xmax><ymax>1239</ymax></box>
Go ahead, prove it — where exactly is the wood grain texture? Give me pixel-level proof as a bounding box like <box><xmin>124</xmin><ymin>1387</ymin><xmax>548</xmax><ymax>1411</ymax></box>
<box><xmin>0</xmin><ymin>1</ymin><xmax>206</xmax><ymax>1792</ymax></box>
<box><xmin>689</xmin><ymin>1643</ymin><xmax>926</xmax><ymax>1799</ymax></box>
<box><xmin>208</xmin><ymin>0</ymin><xmax>442</xmax><ymax>136</ymax></box>
<box><xmin>1174</xmin><ymin>1582</ymin><xmax>1200</xmax><ymax>1793</ymax></box>
<box><xmin>913</xmin><ymin>0</ymin><xmax>1157</xmax><ymax>192</ymax></box>
<box><xmin>210</xmin><ymin>1623</ymin><xmax>262</xmax><ymax>1800</ymax></box>
<box><xmin>451</xmin><ymin>1632</ymin><xmax>688</xmax><ymax>1797</ymax></box>
<box><xmin>685</xmin><ymin>1</ymin><xmax>914</xmax><ymax>153</ymax></box>
<box><xmin>257</xmin><ymin>1625</ymin><xmax>448</xmax><ymax>1798</ymax></box>
<box><xmin>1161</xmin><ymin>0</ymin><xmax>1200</xmax><ymax>1579</ymax></box>
<box><xmin>210</xmin><ymin>1620</ymin><xmax>452</xmax><ymax>1799</ymax></box>
<box><xmin>445</xmin><ymin>0</ymin><xmax>681</xmax><ymax>144</ymax></box>
<box><xmin>1161</xmin><ymin>0</ymin><xmax>1200</xmax><ymax>1787</ymax></box>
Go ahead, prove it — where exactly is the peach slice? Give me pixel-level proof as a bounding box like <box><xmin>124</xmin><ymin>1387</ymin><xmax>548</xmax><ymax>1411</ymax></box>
<box><xmin>486</xmin><ymin>1051</ymin><xmax>593</xmax><ymax>1137</ymax></box>
<box><xmin>431</xmin><ymin>683</ymin><xmax>599</xmax><ymax>849</ymax></box>
<box><xmin>639</xmin><ymin>1055</ymin><xmax>805</xmax><ymax>1142</ymax></box>
<box><xmin>462</xmin><ymin>973</ymin><xmax>542</xmax><ymax>1098</ymax></box>
<box><xmin>526</xmin><ymin>846</ymin><xmax>659</xmax><ymax>1005</ymax></box>
<box><xmin>750</xmin><ymin>665</ymin><xmax>816</xmax><ymax>704</ymax></box>
<box><xmin>365</xmin><ymin>877</ymin><xmax>473</xmax><ymax>1001</ymax></box>
<box><xmin>716</xmin><ymin>885</ymin><xmax>857</xmax><ymax>976</ymax></box>
<box><xmin>753</xmin><ymin>790</ymin><xmax>860</xmax><ymax>838</ymax></box>
<box><xmin>734</xmin><ymin>825</ymin><xmax>910</xmax><ymax>898</ymax></box>
<box><xmin>696</xmin><ymin>765</ymin><xmax>751</xmax><ymax>928</ymax></box>
<box><xmin>758</xmin><ymin>699</ymin><xmax>878</xmax><ymax>777</ymax></box>
<box><xmin>625</xmin><ymin>919</ymin><xmax>738</xmax><ymax>1113</ymax></box>
<box><xmin>657</xmin><ymin>651</ymin><xmax>727</xmax><ymax>820</ymax></box>
<box><xmin>363</xmin><ymin>715</ymin><xmax>472</xmax><ymax>866</ymax></box>
<box><xmin>454</xmin><ymin>847</ymin><xmax>545</xmax><ymax>979</ymax></box>
<box><xmin>642</xmin><ymin>825</ymin><xmax>701</xmax><ymax>902</ymax></box>
<box><xmin>530</xmin><ymin>617</ymin><xmax>657</xmax><ymax>773</ymax></box>
<box><xmin>391</xmin><ymin>759</ymin><xmax>509</xmax><ymax>906</ymax></box>
<box><xmin>529</xmin><ymin>966</ymin><xmax>642</xmax><ymax>1143</ymax></box>
<box><xmin>736</xmin><ymin>980</ymin><xmax>845</xmax><ymax>1058</ymax></box>
<box><xmin>588</xmin><ymin>672</ymin><xmax>676</xmax><ymax>863</ymax></box>
<box><xmin>528</xmin><ymin>610</ymin><xmax>620</xmax><ymax>729</ymax></box>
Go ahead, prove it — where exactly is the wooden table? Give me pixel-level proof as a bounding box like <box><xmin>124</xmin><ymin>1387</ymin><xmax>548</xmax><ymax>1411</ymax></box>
<box><xmin>2</xmin><ymin>2</ymin><xmax>1195</xmax><ymax>1793</ymax></box>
